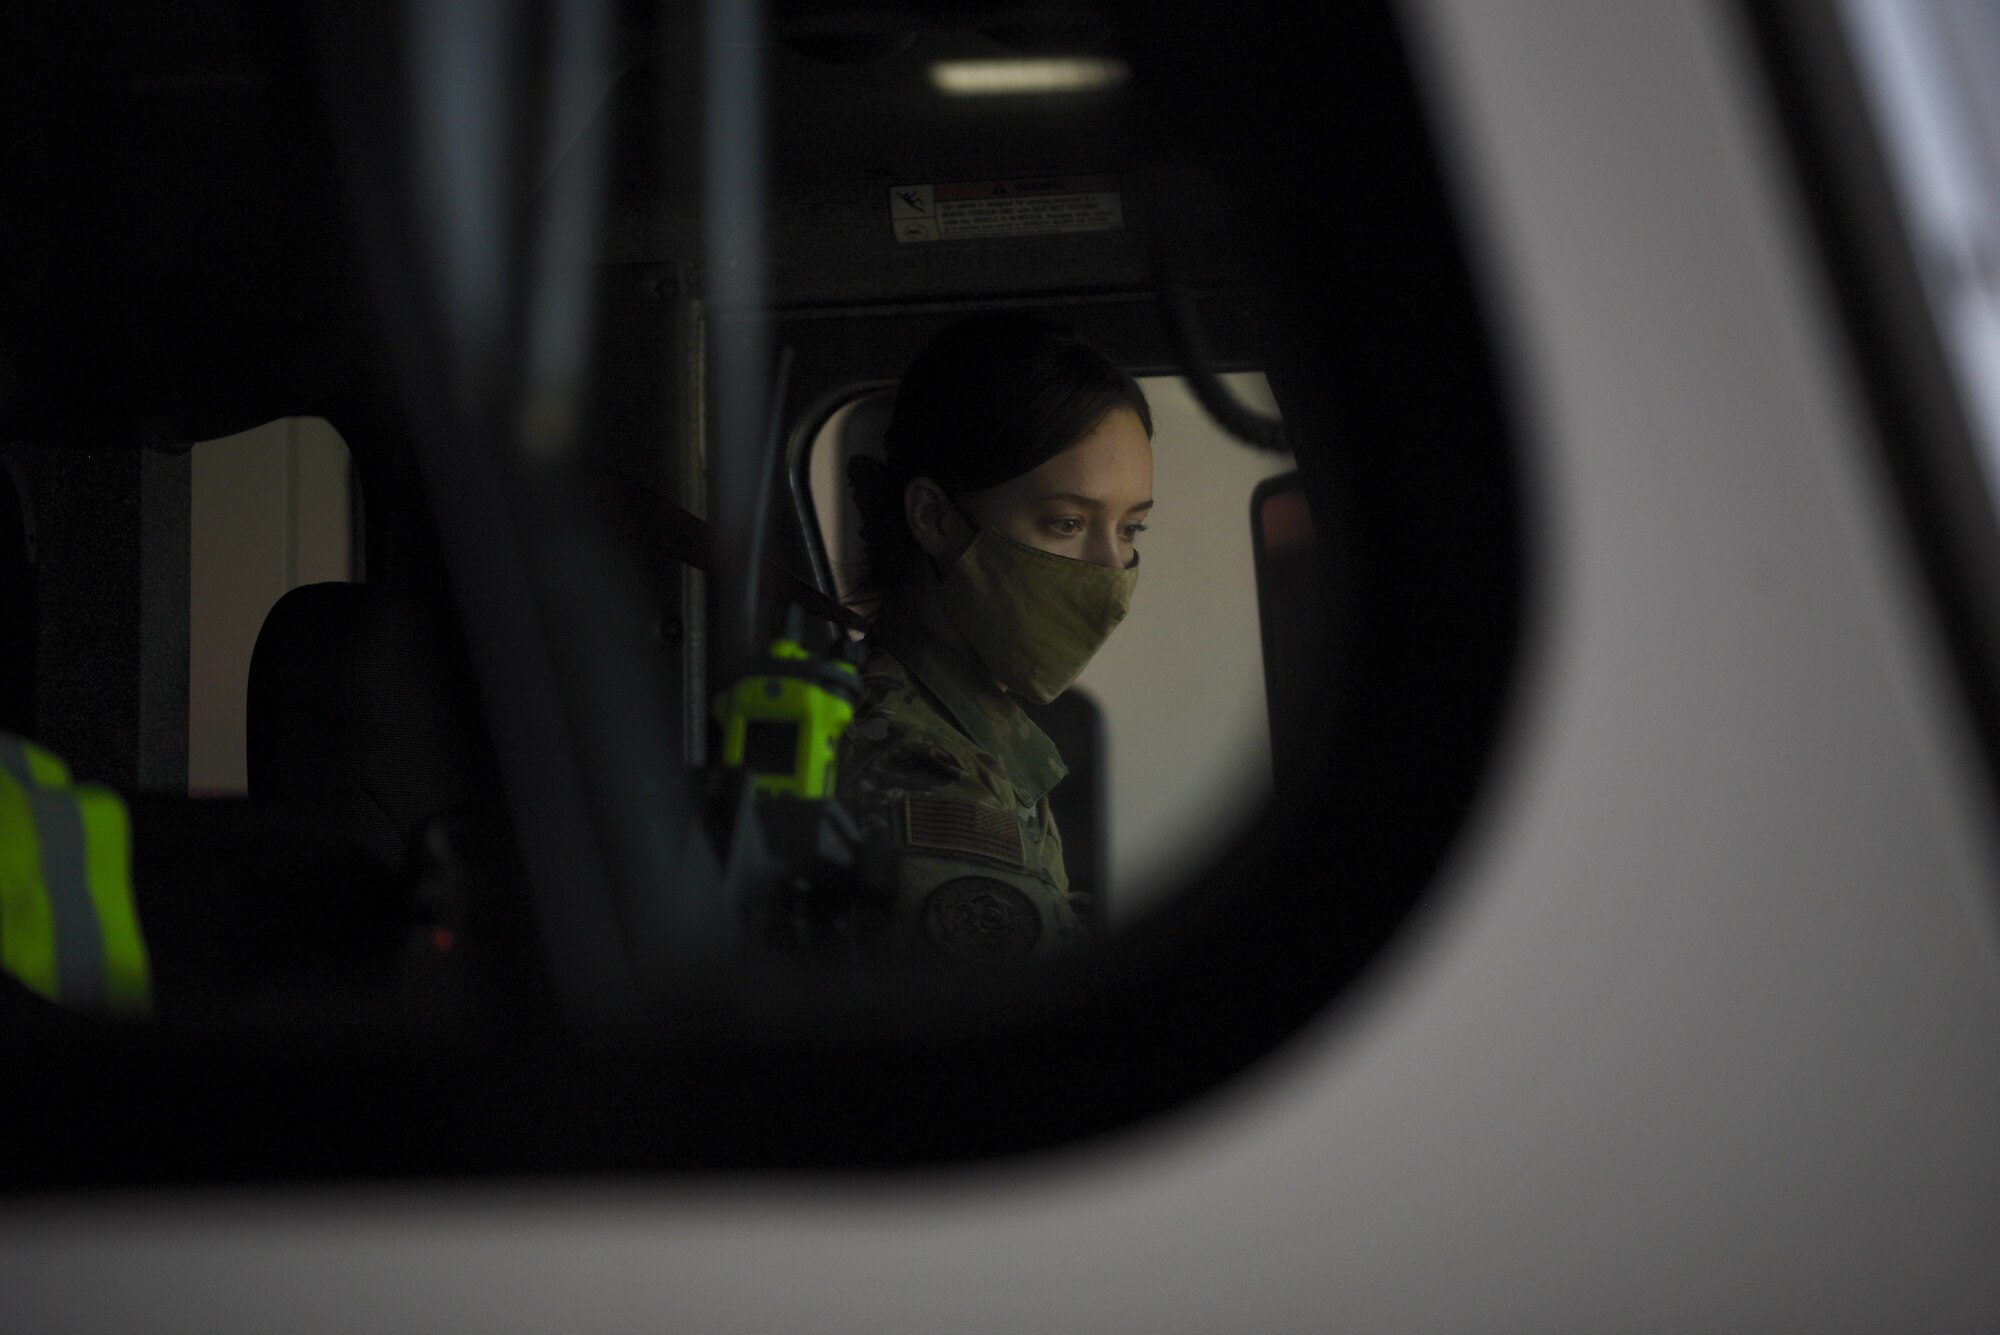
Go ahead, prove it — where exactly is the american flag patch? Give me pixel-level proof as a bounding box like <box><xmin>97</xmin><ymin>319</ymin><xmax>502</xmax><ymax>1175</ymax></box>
<box><xmin>901</xmin><ymin>795</ymin><xmax>1025</xmax><ymax>867</ymax></box>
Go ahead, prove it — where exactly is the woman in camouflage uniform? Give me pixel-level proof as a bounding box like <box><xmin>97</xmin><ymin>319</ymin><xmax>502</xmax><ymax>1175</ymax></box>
<box><xmin>839</xmin><ymin>313</ymin><xmax>1153</xmax><ymax>964</ymax></box>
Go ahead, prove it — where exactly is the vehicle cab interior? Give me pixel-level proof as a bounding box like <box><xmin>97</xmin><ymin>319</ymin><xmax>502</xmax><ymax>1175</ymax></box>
<box><xmin>2</xmin><ymin>0</ymin><xmax>1525</xmax><ymax>1182</ymax></box>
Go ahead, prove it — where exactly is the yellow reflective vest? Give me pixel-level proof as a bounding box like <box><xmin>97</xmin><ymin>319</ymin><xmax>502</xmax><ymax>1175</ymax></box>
<box><xmin>0</xmin><ymin>733</ymin><xmax>150</xmax><ymax>1014</ymax></box>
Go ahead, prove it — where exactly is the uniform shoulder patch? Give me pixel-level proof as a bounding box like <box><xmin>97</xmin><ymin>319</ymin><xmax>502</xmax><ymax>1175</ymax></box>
<box><xmin>923</xmin><ymin>876</ymin><xmax>1041</xmax><ymax>962</ymax></box>
<box><xmin>900</xmin><ymin>794</ymin><xmax>1025</xmax><ymax>867</ymax></box>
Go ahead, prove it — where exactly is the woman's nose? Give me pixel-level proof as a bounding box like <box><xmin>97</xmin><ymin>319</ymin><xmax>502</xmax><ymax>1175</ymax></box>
<box><xmin>1083</xmin><ymin>528</ymin><xmax>1125</xmax><ymax>569</ymax></box>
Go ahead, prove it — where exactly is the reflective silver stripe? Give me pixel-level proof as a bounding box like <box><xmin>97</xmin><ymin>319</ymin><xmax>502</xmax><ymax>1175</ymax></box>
<box><xmin>25</xmin><ymin>784</ymin><xmax>106</xmax><ymax>1010</ymax></box>
<box><xmin>0</xmin><ymin>735</ymin><xmax>30</xmax><ymax>786</ymax></box>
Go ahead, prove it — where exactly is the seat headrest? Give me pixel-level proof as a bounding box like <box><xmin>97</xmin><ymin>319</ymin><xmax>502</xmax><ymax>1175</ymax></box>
<box><xmin>246</xmin><ymin>582</ymin><xmax>490</xmax><ymax>870</ymax></box>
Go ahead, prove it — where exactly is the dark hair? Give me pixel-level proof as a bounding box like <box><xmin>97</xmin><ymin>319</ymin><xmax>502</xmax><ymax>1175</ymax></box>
<box><xmin>845</xmin><ymin>313</ymin><xmax>1152</xmax><ymax>608</ymax></box>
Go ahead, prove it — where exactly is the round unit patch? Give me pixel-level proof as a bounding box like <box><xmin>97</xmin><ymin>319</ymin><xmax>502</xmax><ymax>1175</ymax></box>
<box><xmin>922</xmin><ymin>877</ymin><xmax>1041</xmax><ymax>962</ymax></box>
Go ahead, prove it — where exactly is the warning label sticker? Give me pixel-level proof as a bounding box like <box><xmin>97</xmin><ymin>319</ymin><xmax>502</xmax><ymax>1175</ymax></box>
<box><xmin>890</xmin><ymin>175</ymin><xmax>1123</xmax><ymax>243</ymax></box>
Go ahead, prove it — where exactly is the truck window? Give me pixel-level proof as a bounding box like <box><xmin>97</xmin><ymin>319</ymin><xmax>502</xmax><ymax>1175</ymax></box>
<box><xmin>189</xmin><ymin>418</ymin><xmax>356</xmax><ymax>796</ymax></box>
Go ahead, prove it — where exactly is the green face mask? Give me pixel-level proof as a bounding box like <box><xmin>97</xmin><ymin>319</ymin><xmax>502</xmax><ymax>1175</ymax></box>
<box><xmin>934</xmin><ymin>527</ymin><xmax>1138</xmax><ymax>704</ymax></box>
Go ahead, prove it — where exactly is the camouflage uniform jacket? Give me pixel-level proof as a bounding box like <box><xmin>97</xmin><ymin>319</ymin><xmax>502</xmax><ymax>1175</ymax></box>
<box><xmin>836</xmin><ymin>614</ymin><xmax>1087</xmax><ymax>963</ymax></box>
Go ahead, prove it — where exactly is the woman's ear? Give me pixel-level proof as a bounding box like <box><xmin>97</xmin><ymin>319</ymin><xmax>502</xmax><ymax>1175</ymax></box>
<box><xmin>904</xmin><ymin>476</ymin><xmax>962</xmax><ymax>560</ymax></box>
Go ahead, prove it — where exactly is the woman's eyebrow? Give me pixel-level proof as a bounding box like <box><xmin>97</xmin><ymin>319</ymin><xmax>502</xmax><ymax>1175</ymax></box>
<box><xmin>1035</xmin><ymin>491</ymin><xmax>1155</xmax><ymax>512</ymax></box>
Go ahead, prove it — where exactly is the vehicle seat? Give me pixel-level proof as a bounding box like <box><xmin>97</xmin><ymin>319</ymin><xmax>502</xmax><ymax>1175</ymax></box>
<box><xmin>124</xmin><ymin>578</ymin><xmax>495</xmax><ymax>1019</ymax></box>
<box><xmin>1017</xmin><ymin>690</ymin><xmax>1108</xmax><ymax>928</ymax></box>
<box><xmin>120</xmin><ymin>581</ymin><xmax>508</xmax><ymax>1020</ymax></box>
<box><xmin>246</xmin><ymin>581</ymin><xmax>493</xmax><ymax>873</ymax></box>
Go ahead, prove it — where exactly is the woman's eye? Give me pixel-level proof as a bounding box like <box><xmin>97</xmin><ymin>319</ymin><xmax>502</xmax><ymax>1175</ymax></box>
<box><xmin>1048</xmin><ymin>517</ymin><xmax>1085</xmax><ymax>536</ymax></box>
<box><xmin>1122</xmin><ymin>523</ymin><xmax>1149</xmax><ymax>542</ymax></box>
